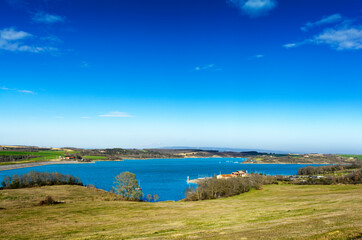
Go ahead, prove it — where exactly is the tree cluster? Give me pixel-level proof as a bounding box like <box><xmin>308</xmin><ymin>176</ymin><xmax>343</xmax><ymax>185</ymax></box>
<box><xmin>297</xmin><ymin>163</ymin><xmax>361</xmax><ymax>175</ymax></box>
<box><xmin>146</xmin><ymin>194</ymin><xmax>159</xmax><ymax>202</ymax></box>
<box><xmin>297</xmin><ymin>169</ymin><xmax>361</xmax><ymax>185</ymax></box>
<box><xmin>1</xmin><ymin>171</ymin><xmax>83</xmax><ymax>189</ymax></box>
<box><xmin>184</xmin><ymin>174</ymin><xmax>277</xmax><ymax>201</ymax></box>
<box><xmin>0</xmin><ymin>155</ymin><xmax>38</xmax><ymax>162</ymax></box>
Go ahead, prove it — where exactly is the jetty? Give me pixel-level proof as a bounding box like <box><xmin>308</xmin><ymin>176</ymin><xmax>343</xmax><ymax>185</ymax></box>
<box><xmin>187</xmin><ymin>176</ymin><xmax>212</xmax><ymax>184</ymax></box>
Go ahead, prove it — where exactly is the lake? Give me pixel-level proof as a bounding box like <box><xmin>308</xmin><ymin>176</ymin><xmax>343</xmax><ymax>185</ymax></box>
<box><xmin>0</xmin><ymin>158</ymin><xmax>325</xmax><ymax>201</ymax></box>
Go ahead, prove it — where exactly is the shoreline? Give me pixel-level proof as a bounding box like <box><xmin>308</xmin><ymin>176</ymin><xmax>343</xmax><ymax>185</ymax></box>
<box><xmin>0</xmin><ymin>161</ymin><xmax>94</xmax><ymax>171</ymax></box>
<box><xmin>0</xmin><ymin>157</ymin><xmax>240</xmax><ymax>171</ymax></box>
<box><xmin>0</xmin><ymin>157</ymin><xmax>333</xmax><ymax>172</ymax></box>
<box><xmin>241</xmin><ymin>162</ymin><xmax>331</xmax><ymax>164</ymax></box>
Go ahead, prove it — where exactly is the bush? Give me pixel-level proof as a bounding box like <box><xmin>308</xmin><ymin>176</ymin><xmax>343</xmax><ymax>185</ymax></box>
<box><xmin>38</xmin><ymin>196</ymin><xmax>56</xmax><ymax>206</ymax></box>
<box><xmin>37</xmin><ymin>196</ymin><xmax>63</xmax><ymax>206</ymax></box>
<box><xmin>1</xmin><ymin>171</ymin><xmax>83</xmax><ymax>189</ymax></box>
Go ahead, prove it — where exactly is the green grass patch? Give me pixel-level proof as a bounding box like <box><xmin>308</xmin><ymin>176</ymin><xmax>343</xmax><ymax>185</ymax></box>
<box><xmin>0</xmin><ymin>150</ymin><xmax>65</xmax><ymax>157</ymax></box>
<box><xmin>0</xmin><ymin>150</ymin><xmax>77</xmax><ymax>165</ymax></box>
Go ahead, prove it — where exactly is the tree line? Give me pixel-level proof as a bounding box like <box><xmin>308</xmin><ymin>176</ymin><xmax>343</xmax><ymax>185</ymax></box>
<box><xmin>1</xmin><ymin>171</ymin><xmax>83</xmax><ymax>189</ymax></box>
<box><xmin>296</xmin><ymin>169</ymin><xmax>361</xmax><ymax>185</ymax></box>
<box><xmin>297</xmin><ymin>163</ymin><xmax>361</xmax><ymax>175</ymax></box>
<box><xmin>0</xmin><ymin>155</ymin><xmax>38</xmax><ymax>162</ymax></box>
<box><xmin>184</xmin><ymin>174</ymin><xmax>277</xmax><ymax>201</ymax></box>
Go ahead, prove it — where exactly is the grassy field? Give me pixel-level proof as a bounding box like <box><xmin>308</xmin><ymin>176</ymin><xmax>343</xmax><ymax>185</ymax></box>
<box><xmin>0</xmin><ymin>184</ymin><xmax>361</xmax><ymax>239</ymax></box>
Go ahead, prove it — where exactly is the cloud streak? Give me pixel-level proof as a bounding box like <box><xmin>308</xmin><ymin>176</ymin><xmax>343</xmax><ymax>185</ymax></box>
<box><xmin>99</xmin><ymin>111</ymin><xmax>132</xmax><ymax>118</ymax></box>
<box><xmin>32</xmin><ymin>12</ymin><xmax>65</xmax><ymax>24</ymax></box>
<box><xmin>195</xmin><ymin>64</ymin><xmax>215</xmax><ymax>71</ymax></box>
<box><xmin>80</xmin><ymin>61</ymin><xmax>90</xmax><ymax>69</ymax></box>
<box><xmin>284</xmin><ymin>26</ymin><xmax>362</xmax><ymax>51</ymax></box>
<box><xmin>0</xmin><ymin>27</ymin><xmax>58</xmax><ymax>53</ymax></box>
<box><xmin>1</xmin><ymin>86</ymin><xmax>35</xmax><ymax>94</ymax></box>
<box><xmin>227</xmin><ymin>0</ymin><xmax>277</xmax><ymax>18</ymax></box>
<box><xmin>313</xmin><ymin>27</ymin><xmax>362</xmax><ymax>50</ymax></box>
<box><xmin>284</xmin><ymin>14</ymin><xmax>362</xmax><ymax>51</ymax></box>
<box><xmin>0</xmin><ymin>27</ymin><xmax>31</xmax><ymax>40</ymax></box>
<box><xmin>283</xmin><ymin>43</ymin><xmax>299</xmax><ymax>48</ymax></box>
<box><xmin>17</xmin><ymin>89</ymin><xmax>35</xmax><ymax>94</ymax></box>
<box><xmin>301</xmin><ymin>14</ymin><xmax>343</xmax><ymax>31</ymax></box>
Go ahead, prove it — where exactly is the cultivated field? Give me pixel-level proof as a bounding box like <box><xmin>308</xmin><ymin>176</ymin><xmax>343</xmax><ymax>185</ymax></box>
<box><xmin>0</xmin><ymin>150</ymin><xmax>66</xmax><ymax>165</ymax></box>
<box><xmin>0</xmin><ymin>150</ymin><xmax>106</xmax><ymax>166</ymax></box>
<box><xmin>0</xmin><ymin>184</ymin><xmax>361</xmax><ymax>239</ymax></box>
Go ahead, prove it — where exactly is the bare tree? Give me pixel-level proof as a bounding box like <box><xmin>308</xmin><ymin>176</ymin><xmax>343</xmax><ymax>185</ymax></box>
<box><xmin>153</xmin><ymin>194</ymin><xmax>159</xmax><ymax>202</ymax></box>
<box><xmin>146</xmin><ymin>194</ymin><xmax>153</xmax><ymax>202</ymax></box>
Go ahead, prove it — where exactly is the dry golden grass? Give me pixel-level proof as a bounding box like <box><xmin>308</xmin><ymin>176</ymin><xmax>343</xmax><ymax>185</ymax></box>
<box><xmin>0</xmin><ymin>184</ymin><xmax>361</xmax><ymax>239</ymax></box>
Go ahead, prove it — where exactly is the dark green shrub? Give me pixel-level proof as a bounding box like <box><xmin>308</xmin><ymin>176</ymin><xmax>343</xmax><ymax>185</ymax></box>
<box><xmin>1</xmin><ymin>171</ymin><xmax>83</xmax><ymax>189</ymax></box>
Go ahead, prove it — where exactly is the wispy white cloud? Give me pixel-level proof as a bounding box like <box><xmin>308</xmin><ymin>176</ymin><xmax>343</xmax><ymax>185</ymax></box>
<box><xmin>80</xmin><ymin>61</ymin><xmax>90</xmax><ymax>69</ymax></box>
<box><xmin>283</xmin><ymin>43</ymin><xmax>299</xmax><ymax>48</ymax></box>
<box><xmin>17</xmin><ymin>89</ymin><xmax>35</xmax><ymax>94</ymax></box>
<box><xmin>99</xmin><ymin>111</ymin><xmax>132</xmax><ymax>118</ymax></box>
<box><xmin>1</xmin><ymin>86</ymin><xmax>36</xmax><ymax>94</ymax></box>
<box><xmin>32</xmin><ymin>12</ymin><xmax>65</xmax><ymax>24</ymax></box>
<box><xmin>0</xmin><ymin>27</ymin><xmax>58</xmax><ymax>53</ymax></box>
<box><xmin>227</xmin><ymin>0</ymin><xmax>277</xmax><ymax>18</ymax></box>
<box><xmin>195</xmin><ymin>64</ymin><xmax>215</xmax><ymax>71</ymax></box>
<box><xmin>0</xmin><ymin>27</ymin><xmax>31</xmax><ymax>40</ymax></box>
<box><xmin>284</xmin><ymin>25</ymin><xmax>362</xmax><ymax>51</ymax></box>
<box><xmin>41</xmin><ymin>35</ymin><xmax>63</xmax><ymax>43</ymax></box>
<box><xmin>249</xmin><ymin>54</ymin><xmax>265</xmax><ymax>60</ymax></box>
<box><xmin>284</xmin><ymin>14</ymin><xmax>362</xmax><ymax>51</ymax></box>
<box><xmin>313</xmin><ymin>27</ymin><xmax>362</xmax><ymax>50</ymax></box>
<box><xmin>301</xmin><ymin>14</ymin><xmax>343</xmax><ymax>32</ymax></box>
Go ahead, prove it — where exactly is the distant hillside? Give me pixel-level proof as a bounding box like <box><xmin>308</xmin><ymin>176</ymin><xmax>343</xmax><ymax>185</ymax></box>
<box><xmin>160</xmin><ymin>146</ymin><xmax>291</xmax><ymax>154</ymax></box>
<box><xmin>1</xmin><ymin>145</ymin><xmax>360</xmax><ymax>165</ymax></box>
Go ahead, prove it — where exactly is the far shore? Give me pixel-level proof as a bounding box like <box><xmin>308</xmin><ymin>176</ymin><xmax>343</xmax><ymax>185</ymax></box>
<box><xmin>0</xmin><ymin>160</ymin><xmax>94</xmax><ymax>171</ymax></box>
<box><xmin>0</xmin><ymin>157</ymin><xmax>333</xmax><ymax>172</ymax></box>
<box><xmin>241</xmin><ymin>162</ymin><xmax>329</xmax><ymax>164</ymax></box>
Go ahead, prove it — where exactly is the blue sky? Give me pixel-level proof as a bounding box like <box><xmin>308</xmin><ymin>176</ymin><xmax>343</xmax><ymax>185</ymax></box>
<box><xmin>0</xmin><ymin>0</ymin><xmax>362</xmax><ymax>153</ymax></box>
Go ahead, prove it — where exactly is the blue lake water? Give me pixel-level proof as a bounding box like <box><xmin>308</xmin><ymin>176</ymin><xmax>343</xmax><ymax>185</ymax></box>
<box><xmin>0</xmin><ymin>158</ymin><xmax>326</xmax><ymax>201</ymax></box>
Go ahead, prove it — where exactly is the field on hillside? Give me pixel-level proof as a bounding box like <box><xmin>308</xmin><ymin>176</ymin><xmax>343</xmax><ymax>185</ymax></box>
<box><xmin>83</xmin><ymin>155</ymin><xmax>108</xmax><ymax>160</ymax></box>
<box><xmin>0</xmin><ymin>150</ymin><xmax>65</xmax><ymax>158</ymax></box>
<box><xmin>0</xmin><ymin>184</ymin><xmax>361</xmax><ymax>239</ymax></box>
<box><xmin>0</xmin><ymin>151</ymin><xmax>67</xmax><ymax>165</ymax></box>
<box><xmin>0</xmin><ymin>150</ymin><xmax>107</xmax><ymax>165</ymax></box>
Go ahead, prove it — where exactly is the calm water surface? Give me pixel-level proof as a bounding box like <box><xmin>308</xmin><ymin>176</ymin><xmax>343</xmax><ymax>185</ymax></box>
<box><xmin>0</xmin><ymin>158</ymin><xmax>325</xmax><ymax>201</ymax></box>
